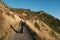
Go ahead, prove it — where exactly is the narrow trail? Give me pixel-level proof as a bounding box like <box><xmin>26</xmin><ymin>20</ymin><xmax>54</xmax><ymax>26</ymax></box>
<box><xmin>9</xmin><ymin>26</ymin><xmax>35</xmax><ymax>40</ymax></box>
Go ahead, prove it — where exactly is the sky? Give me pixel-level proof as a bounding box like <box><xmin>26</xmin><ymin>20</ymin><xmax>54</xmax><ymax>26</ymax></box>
<box><xmin>2</xmin><ymin>0</ymin><xmax>60</xmax><ymax>19</ymax></box>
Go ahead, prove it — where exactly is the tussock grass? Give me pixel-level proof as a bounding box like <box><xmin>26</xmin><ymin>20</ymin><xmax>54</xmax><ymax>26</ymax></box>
<box><xmin>0</xmin><ymin>11</ymin><xmax>21</xmax><ymax>40</ymax></box>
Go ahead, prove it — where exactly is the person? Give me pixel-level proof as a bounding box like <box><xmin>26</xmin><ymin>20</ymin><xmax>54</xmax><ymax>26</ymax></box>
<box><xmin>19</xmin><ymin>20</ymin><xmax>26</xmax><ymax>33</ymax></box>
<box><xmin>10</xmin><ymin>20</ymin><xmax>26</xmax><ymax>33</ymax></box>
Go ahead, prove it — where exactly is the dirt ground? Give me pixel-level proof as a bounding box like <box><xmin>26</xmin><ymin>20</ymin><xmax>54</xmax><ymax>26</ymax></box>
<box><xmin>8</xmin><ymin>27</ymin><xmax>35</xmax><ymax>40</ymax></box>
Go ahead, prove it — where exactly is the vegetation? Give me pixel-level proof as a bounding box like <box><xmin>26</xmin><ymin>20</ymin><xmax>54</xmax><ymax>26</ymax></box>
<box><xmin>0</xmin><ymin>1</ymin><xmax>60</xmax><ymax>40</ymax></box>
<box><xmin>10</xmin><ymin>8</ymin><xmax>60</xmax><ymax>33</ymax></box>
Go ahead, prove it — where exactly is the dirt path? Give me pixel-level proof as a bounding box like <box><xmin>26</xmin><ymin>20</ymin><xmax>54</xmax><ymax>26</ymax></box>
<box><xmin>9</xmin><ymin>26</ymin><xmax>35</xmax><ymax>40</ymax></box>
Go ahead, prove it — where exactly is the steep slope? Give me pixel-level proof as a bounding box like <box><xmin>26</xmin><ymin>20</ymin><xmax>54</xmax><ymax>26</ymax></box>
<box><xmin>11</xmin><ymin>8</ymin><xmax>60</xmax><ymax>33</ymax></box>
<box><xmin>0</xmin><ymin>1</ymin><xmax>22</xmax><ymax>40</ymax></box>
<box><xmin>0</xmin><ymin>1</ymin><xmax>60</xmax><ymax>40</ymax></box>
<box><xmin>10</xmin><ymin>8</ymin><xmax>60</xmax><ymax>40</ymax></box>
<box><xmin>26</xmin><ymin>20</ymin><xmax>60</xmax><ymax>40</ymax></box>
<box><xmin>0</xmin><ymin>1</ymin><xmax>36</xmax><ymax>40</ymax></box>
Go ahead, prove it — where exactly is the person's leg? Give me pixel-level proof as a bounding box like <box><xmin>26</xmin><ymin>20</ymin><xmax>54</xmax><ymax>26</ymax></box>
<box><xmin>20</xmin><ymin>25</ymin><xmax>23</xmax><ymax>33</ymax></box>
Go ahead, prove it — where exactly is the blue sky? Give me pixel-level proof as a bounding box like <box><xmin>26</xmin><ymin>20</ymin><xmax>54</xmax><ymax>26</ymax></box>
<box><xmin>2</xmin><ymin>0</ymin><xmax>60</xmax><ymax>19</ymax></box>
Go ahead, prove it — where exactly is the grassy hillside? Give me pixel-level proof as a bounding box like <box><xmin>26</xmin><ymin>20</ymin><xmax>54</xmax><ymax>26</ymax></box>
<box><xmin>10</xmin><ymin>8</ymin><xmax>60</xmax><ymax>34</ymax></box>
<box><xmin>0</xmin><ymin>1</ymin><xmax>60</xmax><ymax>40</ymax></box>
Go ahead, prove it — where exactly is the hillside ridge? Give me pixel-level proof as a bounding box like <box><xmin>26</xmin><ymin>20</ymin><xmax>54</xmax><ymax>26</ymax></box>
<box><xmin>0</xmin><ymin>1</ymin><xmax>60</xmax><ymax>40</ymax></box>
